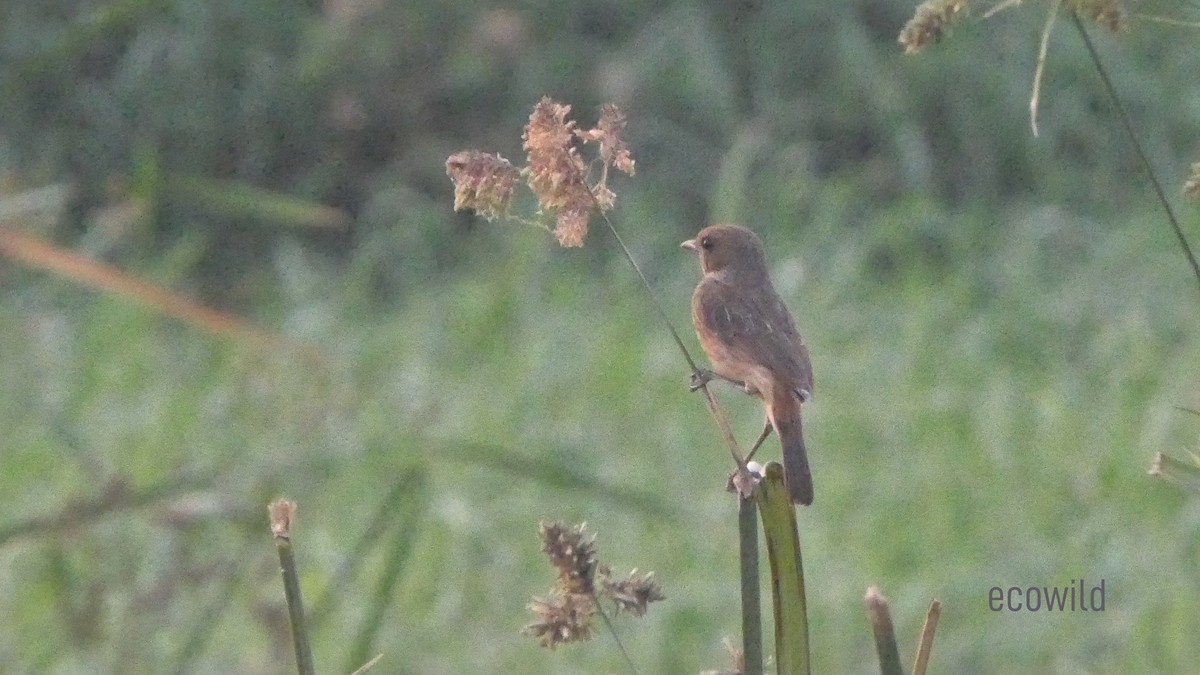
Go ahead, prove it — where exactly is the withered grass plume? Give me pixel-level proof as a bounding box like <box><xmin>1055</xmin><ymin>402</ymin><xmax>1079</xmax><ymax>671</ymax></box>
<box><xmin>601</xmin><ymin>568</ymin><xmax>666</xmax><ymax>617</ymax></box>
<box><xmin>524</xmin><ymin>522</ymin><xmax>664</xmax><ymax>650</ymax></box>
<box><xmin>445</xmin><ymin>150</ymin><xmax>519</xmax><ymax>220</ymax></box>
<box><xmin>540</xmin><ymin>520</ymin><xmax>598</xmax><ymax>596</ymax></box>
<box><xmin>446</xmin><ymin>97</ymin><xmax>635</xmax><ymax>247</ymax></box>
<box><xmin>899</xmin><ymin>0</ymin><xmax>1126</xmax><ymax>55</ymax></box>
<box><xmin>898</xmin><ymin>0</ymin><xmax>969</xmax><ymax>54</ymax></box>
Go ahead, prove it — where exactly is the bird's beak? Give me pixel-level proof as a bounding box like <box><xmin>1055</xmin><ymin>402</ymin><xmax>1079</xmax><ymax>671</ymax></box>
<box><xmin>680</xmin><ymin>238</ymin><xmax>698</xmax><ymax>252</ymax></box>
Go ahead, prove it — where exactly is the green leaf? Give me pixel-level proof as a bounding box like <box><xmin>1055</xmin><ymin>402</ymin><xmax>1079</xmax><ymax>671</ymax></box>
<box><xmin>755</xmin><ymin>462</ymin><xmax>810</xmax><ymax>675</ymax></box>
<box><xmin>162</xmin><ymin>173</ymin><xmax>351</xmax><ymax>230</ymax></box>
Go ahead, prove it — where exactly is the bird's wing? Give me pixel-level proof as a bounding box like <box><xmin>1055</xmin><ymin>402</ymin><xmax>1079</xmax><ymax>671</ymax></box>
<box><xmin>693</xmin><ymin>278</ymin><xmax>813</xmax><ymax>399</ymax></box>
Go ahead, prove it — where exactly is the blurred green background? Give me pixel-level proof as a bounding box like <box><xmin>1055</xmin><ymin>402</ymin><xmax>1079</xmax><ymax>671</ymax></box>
<box><xmin>2</xmin><ymin>0</ymin><xmax>1200</xmax><ymax>672</ymax></box>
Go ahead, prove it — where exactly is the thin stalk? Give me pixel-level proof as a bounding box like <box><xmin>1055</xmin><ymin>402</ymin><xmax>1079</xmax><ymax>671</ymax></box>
<box><xmin>592</xmin><ymin>599</ymin><xmax>640</xmax><ymax>675</ymax></box>
<box><xmin>269</xmin><ymin>500</ymin><xmax>316</xmax><ymax>675</ymax></box>
<box><xmin>348</xmin><ymin>654</ymin><xmax>384</xmax><ymax>675</ymax></box>
<box><xmin>598</xmin><ymin>213</ymin><xmax>749</xmax><ymax>472</ymax></box>
<box><xmin>911</xmin><ymin>599</ymin><xmax>941</xmax><ymax>675</ymax></box>
<box><xmin>1071</xmin><ymin>11</ymin><xmax>1200</xmax><ymax>295</ymax></box>
<box><xmin>738</xmin><ymin>495</ymin><xmax>763</xmax><ymax>675</ymax></box>
<box><xmin>865</xmin><ymin>587</ymin><xmax>902</xmax><ymax>675</ymax></box>
<box><xmin>1029</xmin><ymin>0</ymin><xmax>1064</xmax><ymax>136</ymax></box>
<box><xmin>597</xmin><ymin>213</ymin><xmax>698</xmax><ymax>372</ymax></box>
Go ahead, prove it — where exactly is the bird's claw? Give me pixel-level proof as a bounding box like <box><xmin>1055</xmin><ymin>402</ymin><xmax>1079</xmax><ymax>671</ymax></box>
<box><xmin>691</xmin><ymin>369</ymin><xmax>752</xmax><ymax>392</ymax></box>
<box><xmin>689</xmin><ymin>369</ymin><xmax>716</xmax><ymax>392</ymax></box>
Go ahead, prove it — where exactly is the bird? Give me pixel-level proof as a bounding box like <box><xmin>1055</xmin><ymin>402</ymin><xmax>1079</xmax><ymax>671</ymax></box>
<box><xmin>682</xmin><ymin>224</ymin><xmax>815</xmax><ymax>505</ymax></box>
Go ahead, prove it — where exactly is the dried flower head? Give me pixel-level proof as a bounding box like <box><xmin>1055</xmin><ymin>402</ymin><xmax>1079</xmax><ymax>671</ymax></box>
<box><xmin>552</xmin><ymin>205</ymin><xmax>589</xmax><ymax>247</ymax></box>
<box><xmin>268</xmin><ymin>499</ymin><xmax>296</xmax><ymax>539</ymax></box>
<box><xmin>539</xmin><ymin>521</ymin><xmax>597</xmax><ymax>595</ymax></box>
<box><xmin>576</xmin><ymin>104</ymin><xmax>635</xmax><ymax>177</ymax></box>
<box><xmin>523</xmin><ymin>98</ymin><xmax>596</xmax><ymax>246</ymax></box>
<box><xmin>898</xmin><ymin>0</ymin><xmax>969</xmax><ymax>54</ymax></box>
<box><xmin>445</xmin><ymin>151</ymin><xmax>519</xmax><ymax>220</ymax></box>
<box><xmin>599</xmin><ymin>568</ymin><xmax>666</xmax><ymax>616</ymax></box>
<box><xmin>1070</xmin><ymin>0</ymin><xmax>1126</xmax><ymax>31</ymax></box>
<box><xmin>523</xmin><ymin>593</ymin><xmax>595</xmax><ymax>649</ymax></box>
<box><xmin>1184</xmin><ymin>163</ymin><xmax>1200</xmax><ymax>200</ymax></box>
<box><xmin>447</xmin><ymin>98</ymin><xmax>635</xmax><ymax>247</ymax></box>
<box><xmin>526</xmin><ymin>522</ymin><xmax>664</xmax><ymax>651</ymax></box>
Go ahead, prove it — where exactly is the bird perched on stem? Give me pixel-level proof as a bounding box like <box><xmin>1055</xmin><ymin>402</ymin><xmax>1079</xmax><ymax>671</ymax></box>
<box><xmin>682</xmin><ymin>225</ymin><xmax>815</xmax><ymax>505</ymax></box>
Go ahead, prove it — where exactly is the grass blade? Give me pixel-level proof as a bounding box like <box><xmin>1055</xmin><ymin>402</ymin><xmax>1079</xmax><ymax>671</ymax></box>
<box><xmin>756</xmin><ymin>462</ymin><xmax>809</xmax><ymax>675</ymax></box>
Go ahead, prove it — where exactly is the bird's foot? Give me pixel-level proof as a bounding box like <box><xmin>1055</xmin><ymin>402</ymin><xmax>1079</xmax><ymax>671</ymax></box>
<box><xmin>690</xmin><ymin>368</ymin><xmax>750</xmax><ymax>392</ymax></box>
<box><xmin>689</xmin><ymin>369</ymin><xmax>716</xmax><ymax>392</ymax></box>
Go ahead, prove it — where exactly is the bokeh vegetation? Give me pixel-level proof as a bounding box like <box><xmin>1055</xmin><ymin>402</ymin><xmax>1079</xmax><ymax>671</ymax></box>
<box><xmin>2</xmin><ymin>0</ymin><xmax>1200</xmax><ymax>672</ymax></box>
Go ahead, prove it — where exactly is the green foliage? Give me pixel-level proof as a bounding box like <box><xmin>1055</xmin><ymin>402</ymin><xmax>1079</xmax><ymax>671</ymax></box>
<box><xmin>4</xmin><ymin>1</ymin><xmax>1199</xmax><ymax>297</ymax></box>
<box><xmin>756</xmin><ymin>463</ymin><xmax>810</xmax><ymax>674</ymax></box>
<box><xmin>3</xmin><ymin>0</ymin><xmax>1200</xmax><ymax>673</ymax></box>
<box><xmin>1</xmin><ymin>192</ymin><xmax>1198</xmax><ymax>671</ymax></box>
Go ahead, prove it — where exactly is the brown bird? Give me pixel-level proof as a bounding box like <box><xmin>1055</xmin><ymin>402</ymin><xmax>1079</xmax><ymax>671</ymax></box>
<box><xmin>682</xmin><ymin>225</ymin><xmax>815</xmax><ymax>505</ymax></box>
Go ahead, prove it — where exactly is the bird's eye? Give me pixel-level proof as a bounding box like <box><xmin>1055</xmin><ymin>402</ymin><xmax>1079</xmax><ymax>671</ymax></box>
<box><xmin>700</xmin><ymin>236</ymin><xmax>713</xmax><ymax>250</ymax></box>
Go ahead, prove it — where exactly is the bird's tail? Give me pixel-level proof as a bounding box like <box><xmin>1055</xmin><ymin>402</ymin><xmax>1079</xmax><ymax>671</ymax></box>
<box><xmin>768</xmin><ymin>391</ymin><xmax>813</xmax><ymax>505</ymax></box>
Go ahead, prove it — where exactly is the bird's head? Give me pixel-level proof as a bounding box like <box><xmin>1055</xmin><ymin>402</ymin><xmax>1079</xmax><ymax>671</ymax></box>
<box><xmin>681</xmin><ymin>224</ymin><xmax>770</xmax><ymax>280</ymax></box>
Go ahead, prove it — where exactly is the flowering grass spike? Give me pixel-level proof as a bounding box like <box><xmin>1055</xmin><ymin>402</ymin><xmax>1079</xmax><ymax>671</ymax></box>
<box><xmin>523</xmin><ymin>522</ymin><xmax>664</xmax><ymax>650</ymax></box>
<box><xmin>446</xmin><ymin>98</ymin><xmax>635</xmax><ymax>247</ymax></box>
